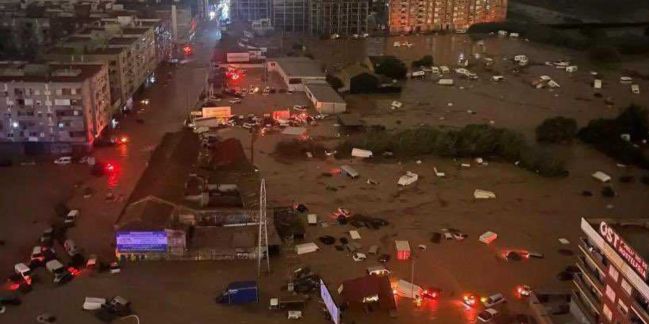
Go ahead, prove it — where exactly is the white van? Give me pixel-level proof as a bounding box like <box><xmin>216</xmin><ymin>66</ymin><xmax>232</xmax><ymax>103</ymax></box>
<box><xmin>14</xmin><ymin>263</ymin><xmax>32</xmax><ymax>281</ymax></box>
<box><xmin>82</xmin><ymin>297</ymin><xmax>106</xmax><ymax>311</ymax></box>
<box><xmin>482</xmin><ymin>293</ymin><xmax>506</xmax><ymax>307</ymax></box>
<box><xmin>438</xmin><ymin>79</ymin><xmax>454</xmax><ymax>86</ymax></box>
<box><xmin>440</xmin><ymin>66</ymin><xmax>450</xmax><ymax>74</ymax></box>
<box><xmin>46</xmin><ymin>259</ymin><xmax>71</xmax><ymax>283</ymax></box>
<box><xmin>366</xmin><ymin>265</ymin><xmax>390</xmax><ymax>276</ymax></box>
<box><xmin>54</xmin><ymin>156</ymin><xmax>72</xmax><ymax>165</ymax></box>
<box><xmin>411</xmin><ymin>71</ymin><xmax>426</xmax><ymax>78</ymax></box>
<box><xmin>566</xmin><ymin>66</ymin><xmax>578</xmax><ymax>73</ymax></box>
<box><xmin>65</xmin><ymin>209</ymin><xmax>79</xmax><ymax>226</ymax></box>
<box><xmin>631</xmin><ymin>84</ymin><xmax>640</xmax><ymax>94</ymax></box>
<box><xmin>491</xmin><ymin>75</ymin><xmax>504</xmax><ymax>82</ymax></box>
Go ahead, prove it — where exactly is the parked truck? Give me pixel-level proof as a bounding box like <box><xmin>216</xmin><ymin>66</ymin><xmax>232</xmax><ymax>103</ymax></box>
<box><xmin>217</xmin><ymin>281</ymin><xmax>259</xmax><ymax>304</ymax></box>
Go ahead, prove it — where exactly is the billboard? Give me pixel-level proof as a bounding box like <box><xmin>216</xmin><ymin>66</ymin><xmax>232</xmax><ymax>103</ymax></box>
<box><xmin>320</xmin><ymin>279</ymin><xmax>341</xmax><ymax>324</ymax></box>
<box><xmin>116</xmin><ymin>231</ymin><xmax>168</xmax><ymax>252</ymax></box>
<box><xmin>227</xmin><ymin>52</ymin><xmax>250</xmax><ymax>63</ymax></box>
<box><xmin>600</xmin><ymin>221</ymin><xmax>648</xmax><ymax>279</ymax></box>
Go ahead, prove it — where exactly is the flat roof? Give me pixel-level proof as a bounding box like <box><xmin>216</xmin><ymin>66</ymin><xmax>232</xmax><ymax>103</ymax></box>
<box><xmin>0</xmin><ymin>63</ymin><xmax>104</xmax><ymax>83</ymax></box>
<box><xmin>109</xmin><ymin>37</ymin><xmax>138</xmax><ymax>45</ymax></box>
<box><xmin>305</xmin><ymin>82</ymin><xmax>344</xmax><ymax>103</ymax></box>
<box><xmin>274</xmin><ymin>57</ymin><xmax>325</xmax><ymax>78</ymax></box>
<box><xmin>586</xmin><ymin>218</ymin><xmax>649</xmax><ymax>264</ymax></box>
<box><xmin>47</xmin><ymin>46</ymin><xmax>125</xmax><ymax>55</ymax></box>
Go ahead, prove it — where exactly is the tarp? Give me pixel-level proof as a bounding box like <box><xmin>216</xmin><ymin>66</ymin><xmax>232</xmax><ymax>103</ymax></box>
<box><xmin>474</xmin><ymin>189</ymin><xmax>496</xmax><ymax>199</ymax></box>
<box><xmin>282</xmin><ymin>127</ymin><xmax>307</xmax><ymax>136</ymax></box>
<box><xmin>349</xmin><ymin>230</ymin><xmax>361</xmax><ymax>240</ymax></box>
<box><xmin>398</xmin><ymin>171</ymin><xmax>418</xmax><ymax>186</ymax></box>
<box><xmin>351</xmin><ymin>148</ymin><xmax>373</xmax><ymax>158</ymax></box>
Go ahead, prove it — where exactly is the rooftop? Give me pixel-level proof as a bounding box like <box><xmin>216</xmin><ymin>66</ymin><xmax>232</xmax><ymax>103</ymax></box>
<box><xmin>305</xmin><ymin>82</ymin><xmax>344</xmax><ymax>103</ymax></box>
<box><xmin>274</xmin><ymin>57</ymin><xmax>325</xmax><ymax>78</ymax></box>
<box><xmin>0</xmin><ymin>63</ymin><xmax>104</xmax><ymax>83</ymax></box>
<box><xmin>47</xmin><ymin>46</ymin><xmax>125</xmax><ymax>56</ymax></box>
<box><xmin>341</xmin><ymin>275</ymin><xmax>396</xmax><ymax>311</ymax></box>
<box><xmin>587</xmin><ymin>218</ymin><xmax>649</xmax><ymax>265</ymax></box>
<box><xmin>108</xmin><ymin>37</ymin><xmax>138</xmax><ymax>45</ymax></box>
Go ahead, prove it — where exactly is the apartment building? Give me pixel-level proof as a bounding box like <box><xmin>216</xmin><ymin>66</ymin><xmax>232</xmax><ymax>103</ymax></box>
<box><xmin>272</xmin><ymin>0</ymin><xmax>309</xmax><ymax>32</ymax></box>
<box><xmin>101</xmin><ymin>16</ymin><xmax>173</xmax><ymax>64</ymax></box>
<box><xmin>308</xmin><ymin>0</ymin><xmax>369</xmax><ymax>36</ymax></box>
<box><xmin>231</xmin><ymin>0</ymin><xmax>272</xmax><ymax>22</ymax></box>
<box><xmin>46</xmin><ymin>24</ymin><xmax>157</xmax><ymax>111</ymax></box>
<box><xmin>388</xmin><ymin>0</ymin><xmax>507</xmax><ymax>34</ymax></box>
<box><xmin>574</xmin><ymin>218</ymin><xmax>649</xmax><ymax>324</ymax></box>
<box><xmin>0</xmin><ymin>63</ymin><xmax>111</xmax><ymax>151</ymax></box>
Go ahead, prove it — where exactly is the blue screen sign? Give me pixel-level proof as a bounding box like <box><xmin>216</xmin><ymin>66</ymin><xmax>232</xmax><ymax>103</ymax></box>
<box><xmin>116</xmin><ymin>231</ymin><xmax>168</xmax><ymax>252</ymax></box>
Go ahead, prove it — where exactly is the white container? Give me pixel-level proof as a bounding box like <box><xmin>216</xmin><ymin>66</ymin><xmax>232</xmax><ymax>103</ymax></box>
<box><xmin>479</xmin><ymin>231</ymin><xmax>498</xmax><ymax>244</ymax></box>
<box><xmin>295</xmin><ymin>242</ymin><xmax>319</xmax><ymax>255</ymax></box>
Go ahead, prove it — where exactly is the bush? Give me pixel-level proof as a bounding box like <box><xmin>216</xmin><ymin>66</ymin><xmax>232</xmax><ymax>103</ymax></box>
<box><xmin>337</xmin><ymin>124</ymin><xmax>568</xmax><ymax>177</ymax></box>
<box><xmin>588</xmin><ymin>46</ymin><xmax>621</xmax><ymax>63</ymax></box>
<box><xmin>374</xmin><ymin>56</ymin><xmax>407</xmax><ymax>80</ymax></box>
<box><xmin>578</xmin><ymin>105</ymin><xmax>649</xmax><ymax>169</ymax></box>
<box><xmin>412</xmin><ymin>55</ymin><xmax>433</xmax><ymax>68</ymax></box>
<box><xmin>350</xmin><ymin>73</ymin><xmax>379</xmax><ymax>94</ymax></box>
<box><xmin>536</xmin><ymin>117</ymin><xmax>578</xmax><ymax>143</ymax></box>
<box><xmin>275</xmin><ymin>140</ymin><xmax>327</xmax><ymax>160</ymax></box>
<box><xmin>326</xmin><ymin>74</ymin><xmax>344</xmax><ymax>91</ymax></box>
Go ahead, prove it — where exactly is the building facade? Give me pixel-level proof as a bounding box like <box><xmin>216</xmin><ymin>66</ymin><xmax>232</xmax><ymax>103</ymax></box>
<box><xmin>308</xmin><ymin>0</ymin><xmax>369</xmax><ymax>36</ymax></box>
<box><xmin>46</xmin><ymin>24</ymin><xmax>157</xmax><ymax>111</ymax></box>
<box><xmin>0</xmin><ymin>63</ymin><xmax>111</xmax><ymax>151</ymax></box>
<box><xmin>271</xmin><ymin>0</ymin><xmax>309</xmax><ymax>32</ymax></box>
<box><xmin>388</xmin><ymin>0</ymin><xmax>507</xmax><ymax>34</ymax></box>
<box><xmin>574</xmin><ymin>218</ymin><xmax>649</xmax><ymax>324</ymax></box>
<box><xmin>231</xmin><ymin>0</ymin><xmax>272</xmax><ymax>22</ymax></box>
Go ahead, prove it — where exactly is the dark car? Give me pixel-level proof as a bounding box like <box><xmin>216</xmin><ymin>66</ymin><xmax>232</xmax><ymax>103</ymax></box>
<box><xmin>0</xmin><ymin>292</ymin><xmax>21</xmax><ymax>306</ymax></box>
<box><xmin>378</xmin><ymin>254</ymin><xmax>391</xmax><ymax>263</ymax></box>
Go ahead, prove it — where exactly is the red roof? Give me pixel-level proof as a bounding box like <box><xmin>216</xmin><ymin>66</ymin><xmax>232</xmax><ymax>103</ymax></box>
<box><xmin>341</xmin><ymin>275</ymin><xmax>396</xmax><ymax>311</ymax></box>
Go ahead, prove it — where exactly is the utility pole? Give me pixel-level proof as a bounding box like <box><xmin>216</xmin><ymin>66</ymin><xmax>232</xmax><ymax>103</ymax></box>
<box><xmin>257</xmin><ymin>179</ymin><xmax>270</xmax><ymax>277</ymax></box>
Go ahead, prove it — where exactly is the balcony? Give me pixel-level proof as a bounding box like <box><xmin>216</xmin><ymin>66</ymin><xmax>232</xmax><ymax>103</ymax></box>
<box><xmin>576</xmin><ymin>256</ymin><xmax>605</xmax><ymax>290</ymax></box>
<box><xmin>571</xmin><ymin>291</ymin><xmax>600</xmax><ymax>324</ymax></box>
<box><xmin>578</xmin><ymin>237</ymin><xmax>608</xmax><ymax>271</ymax></box>
<box><xmin>573</xmin><ymin>274</ymin><xmax>602</xmax><ymax>309</ymax></box>
<box><xmin>631</xmin><ymin>294</ymin><xmax>649</xmax><ymax>324</ymax></box>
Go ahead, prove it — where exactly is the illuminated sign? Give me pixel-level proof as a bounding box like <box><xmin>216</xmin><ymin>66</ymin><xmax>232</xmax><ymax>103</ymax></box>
<box><xmin>320</xmin><ymin>279</ymin><xmax>340</xmax><ymax>324</ymax></box>
<box><xmin>599</xmin><ymin>222</ymin><xmax>648</xmax><ymax>280</ymax></box>
<box><xmin>116</xmin><ymin>231</ymin><xmax>168</xmax><ymax>252</ymax></box>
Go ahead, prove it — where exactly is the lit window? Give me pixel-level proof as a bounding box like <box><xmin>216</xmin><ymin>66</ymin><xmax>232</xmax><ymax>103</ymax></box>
<box><xmin>608</xmin><ymin>266</ymin><xmax>619</xmax><ymax>282</ymax></box>
<box><xmin>605</xmin><ymin>285</ymin><xmax>616</xmax><ymax>303</ymax></box>
<box><xmin>620</xmin><ymin>279</ymin><xmax>632</xmax><ymax>296</ymax></box>
<box><xmin>602</xmin><ymin>305</ymin><xmax>613</xmax><ymax>321</ymax></box>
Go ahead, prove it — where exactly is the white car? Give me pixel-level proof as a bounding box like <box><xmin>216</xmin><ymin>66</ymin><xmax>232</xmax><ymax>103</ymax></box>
<box><xmin>362</xmin><ymin>33</ymin><xmax>370</xmax><ymax>38</ymax></box>
<box><xmin>64</xmin><ymin>239</ymin><xmax>79</xmax><ymax>256</ymax></box>
<box><xmin>54</xmin><ymin>156</ymin><xmax>72</xmax><ymax>165</ymax></box>
<box><xmin>64</xmin><ymin>209</ymin><xmax>79</xmax><ymax>226</ymax></box>
<box><xmin>352</xmin><ymin>252</ymin><xmax>367</xmax><ymax>262</ymax></box>
<box><xmin>477</xmin><ymin>308</ymin><xmax>498</xmax><ymax>322</ymax></box>
<box><xmin>482</xmin><ymin>293</ymin><xmax>506</xmax><ymax>307</ymax></box>
<box><xmin>287</xmin><ymin>310</ymin><xmax>303</xmax><ymax>319</ymax></box>
<box><xmin>229</xmin><ymin>99</ymin><xmax>242</xmax><ymax>104</ymax></box>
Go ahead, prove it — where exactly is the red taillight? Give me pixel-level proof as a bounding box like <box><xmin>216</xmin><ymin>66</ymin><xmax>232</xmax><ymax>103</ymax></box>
<box><xmin>105</xmin><ymin>163</ymin><xmax>115</xmax><ymax>173</ymax></box>
<box><xmin>68</xmin><ymin>267</ymin><xmax>80</xmax><ymax>276</ymax></box>
<box><xmin>8</xmin><ymin>282</ymin><xmax>20</xmax><ymax>291</ymax></box>
<box><xmin>120</xmin><ymin>136</ymin><xmax>129</xmax><ymax>143</ymax></box>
